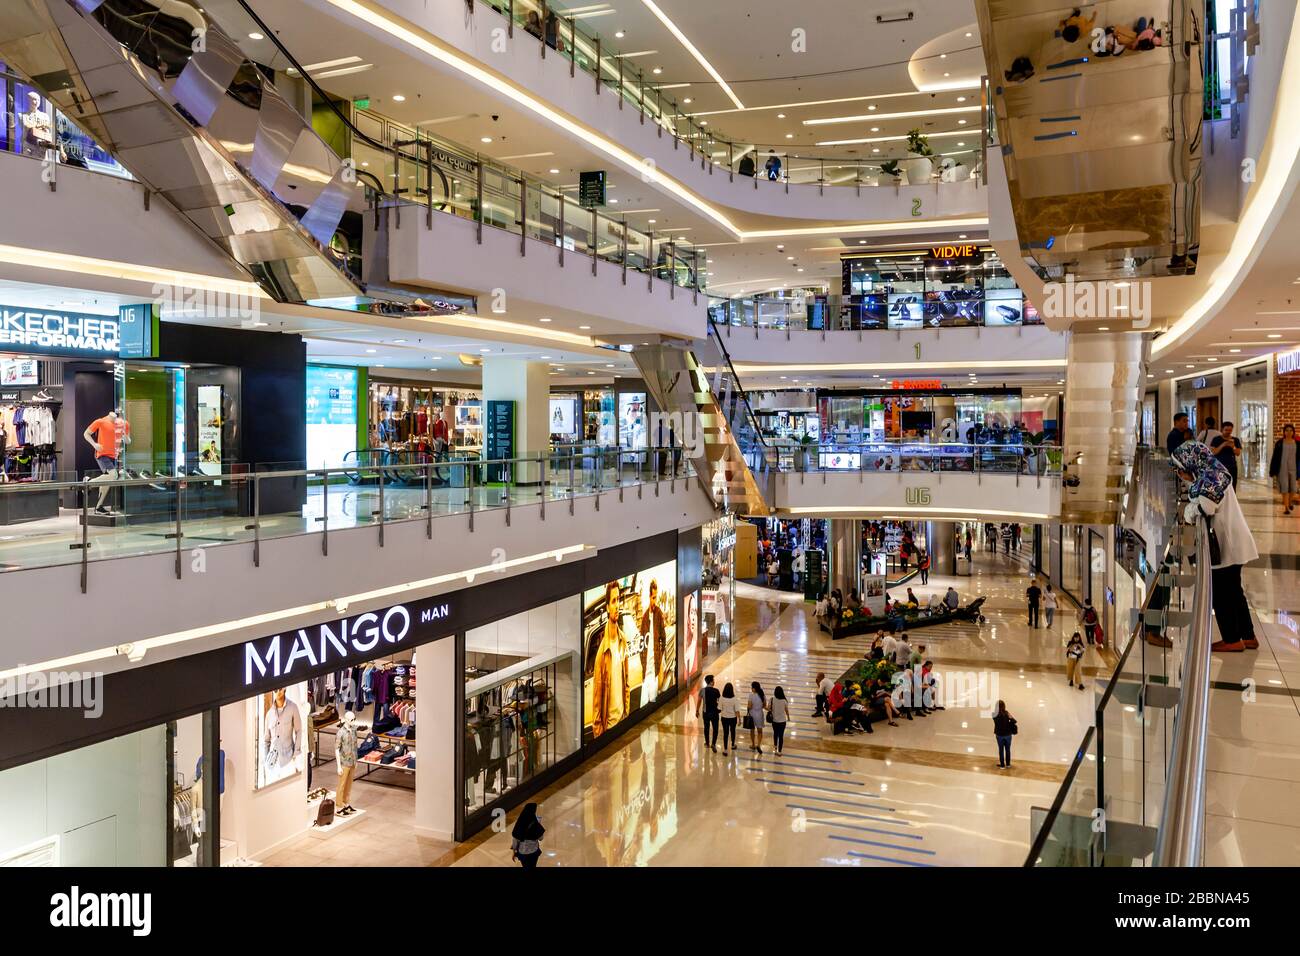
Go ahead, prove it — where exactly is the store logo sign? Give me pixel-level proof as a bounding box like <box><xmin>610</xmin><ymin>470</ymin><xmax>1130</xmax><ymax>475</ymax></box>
<box><xmin>1277</xmin><ymin>348</ymin><xmax>1300</xmax><ymax>377</ymax></box>
<box><xmin>0</xmin><ymin>306</ymin><xmax>120</xmax><ymax>357</ymax></box>
<box><xmin>905</xmin><ymin>487</ymin><xmax>932</xmax><ymax>505</ymax></box>
<box><xmin>242</xmin><ymin>602</ymin><xmax>448</xmax><ymax>685</ymax></box>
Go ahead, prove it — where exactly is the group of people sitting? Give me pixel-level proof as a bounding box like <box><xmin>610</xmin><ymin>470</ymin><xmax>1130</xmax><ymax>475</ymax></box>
<box><xmin>1005</xmin><ymin>9</ymin><xmax>1164</xmax><ymax>83</ymax></box>
<box><xmin>811</xmin><ymin>634</ymin><xmax>944</xmax><ymax>735</ymax></box>
<box><xmin>815</xmin><ymin>585</ymin><xmax>961</xmax><ymax>627</ymax></box>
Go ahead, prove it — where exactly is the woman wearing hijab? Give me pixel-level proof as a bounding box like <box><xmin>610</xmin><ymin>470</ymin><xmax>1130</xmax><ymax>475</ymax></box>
<box><xmin>1171</xmin><ymin>441</ymin><xmax>1260</xmax><ymax>652</ymax></box>
<box><xmin>510</xmin><ymin>803</ymin><xmax>546</xmax><ymax>868</ymax></box>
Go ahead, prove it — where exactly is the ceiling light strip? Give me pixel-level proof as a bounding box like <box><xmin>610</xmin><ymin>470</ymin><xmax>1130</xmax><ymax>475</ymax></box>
<box><xmin>636</xmin><ymin>0</ymin><xmax>744</xmax><ymax>109</ymax></box>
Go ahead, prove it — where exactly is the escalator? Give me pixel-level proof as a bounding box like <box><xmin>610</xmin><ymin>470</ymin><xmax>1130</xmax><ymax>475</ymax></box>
<box><xmin>630</xmin><ymin>318</ymin><xmax>775</xmax><ymax>516</ymax></box>
<box><xmin>0</xmin><ymin>0</ymin><xmax>451</xmax><ymax>309</ymax></box>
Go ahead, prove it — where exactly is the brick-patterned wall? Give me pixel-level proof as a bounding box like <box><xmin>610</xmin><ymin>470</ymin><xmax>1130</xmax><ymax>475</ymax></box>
<box><xmin>1276</xmin><ymin>372</ymin><xmax>1300</xmax><ymax>437</ymax></box>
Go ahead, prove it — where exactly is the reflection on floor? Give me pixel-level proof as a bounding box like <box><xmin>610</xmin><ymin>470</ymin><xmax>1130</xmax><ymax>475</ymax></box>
<box><xmin>448</xmin><ymin>552</ymin><xmax>1100</xmax><ymax>867</ymax></box>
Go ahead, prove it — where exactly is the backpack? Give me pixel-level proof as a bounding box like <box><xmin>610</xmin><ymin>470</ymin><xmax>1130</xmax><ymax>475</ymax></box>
<box><xmin>1084</xmin><ymin>607</ymin><xmax>1098</xmax><ymax>625</ymax></box>
<box><xmin>313</xmin><ymin>797</ymin><xmax>335</xmax><ymax>827</ymax></box>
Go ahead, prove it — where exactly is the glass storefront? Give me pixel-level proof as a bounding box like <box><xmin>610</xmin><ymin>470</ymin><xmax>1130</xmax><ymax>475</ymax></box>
<box><xmin>463</xmin><ymin>599</ymin><xmax>582</xmax><ymax>819</ymax></box>
<box><xmin>0</xmin><ymin>724</ymin><xmax>166</xmax><ymax>866</ymax></box>
<box><xmin>1061</xmin><ymin>524</ymin><xmax>1086</xmax><ymax>603</ymax></box>
<box><xmin>369</xmin><ymin>381</ymin><xmax>481</xmax><ymax>452</ymax></box>
<box><xmin>816</xmin><ymin>388</ymin><xmax>1054</xmax><ymax>444</ymax></box>
<box><xmin>1237</xmin><ymin>364</ymin><xmax>1270</xmax><ymax>479</ymax></box>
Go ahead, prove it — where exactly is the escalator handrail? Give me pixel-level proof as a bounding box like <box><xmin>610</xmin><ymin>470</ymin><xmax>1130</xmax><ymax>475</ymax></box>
<box><xmin>1154</xmin><ymin>518</ymin><xmax>1214</xmax><ymax>866</ymax></box>
<box><xmin>706</xmin><ymin>315</ymin><xmax>768</xmax><ymax>452</ymax></box>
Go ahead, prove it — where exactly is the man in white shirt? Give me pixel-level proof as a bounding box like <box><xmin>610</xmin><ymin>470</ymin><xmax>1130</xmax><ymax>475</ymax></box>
<box><xmin>893</xmin><ymin>637</ymin><xmax>913</xmax><ymax>666</ymax></box>
<box><xmin>814</xmin><ymin>673</ymin><xmax>835</xmax><ymax>716</ymax></box>
<box><xmin>882</xmin><ymin>632</ymin><xmax>899</xmax><ymax>659</ymax></box>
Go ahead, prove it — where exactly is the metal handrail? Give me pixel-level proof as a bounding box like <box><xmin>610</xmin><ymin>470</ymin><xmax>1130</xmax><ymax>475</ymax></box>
<box><xmin>1155</xmin><ymin>518</ymin><xmax>1213</xmax><ymax>866</ymax></box>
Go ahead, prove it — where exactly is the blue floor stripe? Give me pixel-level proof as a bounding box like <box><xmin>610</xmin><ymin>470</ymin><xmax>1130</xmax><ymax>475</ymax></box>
<box><xmin>806</xmin><ymin>819</ymin><xmax>924</xmax><ymax>840</ymax></box>
<box><xmin>760</xmin><ymin>752</ymin><xmax>842</xmax><ymax>764</ymax></box>
<box><xmin>783</xmin><ymin>802</ymin><xmax>914</xmax><ymax>828</ymax></box>
<box><xmin>746</xmin><ymin>768</ymin><xmax>863</xmax><ymax>785</ymax></box>
<box><xmin>755</xmin><ymin>778</ymin><xmax>887</xmax><ymax>801</ymax></box>
<box><xmin>745</xmin><ymin>759</ymin><xmax>852</xmax><ymax>774</ymax></box>
<box><xmin>846</xmin><ymin>850</ymin><xmax>936</xmax><ymax>868</ymax></box>
<box><xmin>830</xmin><ymin>834</ymin><xmax>936</xmax><ymax>855</ymax></box>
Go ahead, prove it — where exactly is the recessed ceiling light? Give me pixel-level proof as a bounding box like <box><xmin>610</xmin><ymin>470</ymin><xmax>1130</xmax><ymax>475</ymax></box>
<box><xmin>609</xmin><ymin>198</ymin><xmax>619</xmax><ymax>203</ymax></box>
<box><xmin>615</xmin><ymin>30</ymin><xmax>625</xmax><ymax>38</ymax></box>
<box><xmin>432</xmin><ymin>356</ymin><xmax>443</xmax><ymax>360</ymax></box>
<box><xmin>648</xmin><ymin>218</ymin><xmax>656</xmax><ymax>223</ymax></box>
<box><xmin>579</xmin><ymin>325</ymin><xmax>591</xmax><ymax>330</ymax></box>
<box><xmin>653</xmin><ymin>67</ymin><xmax>663</xmax><ymax>74</ymax></box>
<box><xmin>1229</xmin><ymin>348</ymin><xmax>1241</xmax><ymax>353</ymax></box>
<box><xmin>700</xmin><ymin>120</ymin><xmax>708</xmax><ymax>125</ymax></box>
<box><xmin>365</xmin><ymin>349</ymin><xmax>376</xmax><ymax>353</ymax></box>
<box><xmin>481</xmin><ymin>136</ymin><xmax>492</xmax><ymax>143</ymax></box>
<box><xmin>777</xmin><ymin>113</ymin><xmax>786</xmax><ymax>119</ymax></box>
<box><xmin>966</xmin><ymin>32</ymin><xmax>973</xmax><ymax>37</ymax></box>
<box><xmin>539</xmin><ymin>317</ymin><xmax>552</xmax><ymax>322</ymax></box>
<box><xmin>1098</xmin><ymin>327</ymin><xmax>1109</xmax><ymax>331</ymax></box>
<box><xmin>959</xmin><ymin>234</ymin><xmax>968</xmax><ymax>238</ymax></box>
<box><xmin>868</xmin><ymin>105</ymin><xmax>876</xmax><ymax>111</ymax></box>
<box><xmin>785</xmin><ymin>133</ymin><xmax>793</xmax><ymax>139</ymax></box>
<box><xmin>957</xmin><ymin>96</ymin><xmax>967</xmax><ymax>102</ymax></box>
<box><xmin>872</xmin><ymin>148</ymin><xmax>880</xmax><ymax>153</ymax></box>
<box><xmin>248</xmin><ymin>32</ymin><xmax>264</xmax><ymax>40</ymax></box>
<box><xmin>606</xmin><ymin>364</ymin><xmax>615</xmax><ymax>368</ymax></box>
<box><xmin>1186</xmin><ymin>364</ymin><xmax>1195</xmax><ymax>369</ymax></box>
<box><xmin>870</xmin><ymin>127</ymin><xmax>880</xmax><ymax>132</ymax></box>
<box><xmin>683</xmin><ymin>97</ymin><xmax>692</xmax><ymax>104</ymax></box>
<box><xmin>858</xmin><ymin>240</ymin><xmax>867</xmax><ymax>244</ymax></box>
<box><xmin>940</xmin><ymin>54</ymin><xmax>947</xmax><ymax>59</ymax></box>
<box><xmin>549</xmin><ymin>168</ymin><xmax>560</xmax><ymax>174</ymax></box>
<box><xmin>957</xmin><ymin>118</ymin><xmax>966</xmax><ymax>124</ymax></box>
<box><xmin>1165</xmin><ymin>369</ymin><xmax>1174</xmax><ymax>373</ymax></box>
<box><xmin>787</xmin><ymin>255</ymin><xmax>794</xmax><ymax>260</ymax></box>
<box><xmin>1268</xmin><ymin>333</ymin><xmax>1283</xmax><ymax>338</ymax></box>
<box><xmin>957</xmin><ymin>142</ymin><xmax>966</xmax><ymax>146</ymax></box>
<box><xmin>392</xmin><ymin>94</ymin><xmax>406</xmax><ymax>102</ymax></box>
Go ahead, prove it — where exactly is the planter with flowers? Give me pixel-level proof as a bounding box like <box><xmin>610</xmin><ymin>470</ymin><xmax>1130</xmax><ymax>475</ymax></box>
<box><xmin>900</xmin><ymin>128</ymin><xmax>935</xmax><ymax>184</ymax></box>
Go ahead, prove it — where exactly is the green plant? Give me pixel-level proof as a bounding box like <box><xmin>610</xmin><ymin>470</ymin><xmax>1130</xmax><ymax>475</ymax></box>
<box><xmin>906</xmin><ymin>128</ymin><xmax>934</xmax><ymax>157</ymax></box>
<box><xmin>880</xmin><ymin>159</ymin><xmax>901</xmax><ymax>178</ymax></box>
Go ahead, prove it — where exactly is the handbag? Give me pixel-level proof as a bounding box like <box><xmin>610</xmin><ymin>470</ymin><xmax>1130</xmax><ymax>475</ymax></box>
<box><xmin>1205</xmin><ymin>514</ymin><xmax>1223</xmax><ymax>566</ymax></box>
<box><xmin>742</xmin><ymin>715</ymin><xmax>754</xmax><ymax>730</ymax></box>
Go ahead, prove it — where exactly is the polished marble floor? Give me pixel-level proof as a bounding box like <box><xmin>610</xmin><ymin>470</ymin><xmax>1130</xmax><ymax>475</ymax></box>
<box><xmin>444</xmin><ymin>551</ymin><xmax>1101</xmax><ymax>868</ymax></box>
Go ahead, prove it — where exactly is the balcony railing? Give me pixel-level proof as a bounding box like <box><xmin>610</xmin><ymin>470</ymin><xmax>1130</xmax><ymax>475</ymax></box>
<box><xmin>771</xmin><ymin>440</ymin><xmax>1062</xmax><ymax>479</ymax></box>
<box><xmin>468</xmin><ymin>0</ymin><xmax>988</xmax><ymax>188</ymax></box>
<box><xmin>0</xmin><ymin>447</ymin><xmax>695</xmax><ymax>590</ymax></box>
<box><xmin>351</xmin><ymin>108</ymin><xmax>705</xmax><ymax>295</ymax></box>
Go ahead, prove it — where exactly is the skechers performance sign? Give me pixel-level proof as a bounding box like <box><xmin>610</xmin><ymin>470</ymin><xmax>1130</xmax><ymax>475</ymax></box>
<box><xmin>0</xmin><ymin>305</ymin><xmax>120</xmax><ymax>357</ymax></box>
<box><xmin>242</xmin><ymin>599</ymin><xmax>454</xmax><ymax>686</ymax></box>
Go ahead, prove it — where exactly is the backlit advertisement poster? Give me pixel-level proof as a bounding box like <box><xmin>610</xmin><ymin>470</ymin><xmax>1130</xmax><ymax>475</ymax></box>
<box><xmin>924</xmin><ymin>290</ymin><xmax>983</xmax><ymax>327</ymax></box>
<box><xmin>0</xmin><ymin>358</ymin><xmax>38</xmax><ymax>386</ymax></box>
<box><xmin>887</xmin><ymin>293</ymin><xmax>924</xmax><ymax>328</ymax></box>
<box><xmin>984</xmin><ymin>289</ymin><xmax>1025</xmax><ymax>326</ymax></box>
<box><xmin>254</xmin><ymin>683</ymin><xmax>306</xmax><ymax>790</ymax></box>
<box><xmin>549</xmin><ymin>397</ymin><xmax>577</xmax><ymax>437</ymax></box>
<box><xmin>306</xmin><ymin>365</ymin><xmax>358</xmax><ymax>468</ymax></box>
<box><xmin>196</xmin><ymin>384</ymin><xmax>223</xmax><ymax>476</ymax></box>
<box><xmin>681</xmin><ymin>590</ymin><xmax>700</xmax><ymax>682</ymax></box>
<box><xmin>583</xmin><ymin>559</ymin><xmax>677</xmax><ymax>742</ymax></box>
<box><xmin>619</xmin><ymin>392</ymin><xmax>647</xmax><ymax>449</ymax></box>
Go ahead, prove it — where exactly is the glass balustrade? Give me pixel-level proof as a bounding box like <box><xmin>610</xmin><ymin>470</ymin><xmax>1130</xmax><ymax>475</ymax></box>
<box><xmin>0</xmin><ymin>448</ymin><xmax>695</xmax><ymax>585</ymax></box>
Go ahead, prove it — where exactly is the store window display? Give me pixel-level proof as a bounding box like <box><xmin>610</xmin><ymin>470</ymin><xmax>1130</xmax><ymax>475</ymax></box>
<box><xmin>463</xmin><ymin>599</ymin><xmax>581</xmax><ymax>820</ymax></box>
<box><xmin>83</xmin><ymin>407</ymin><xmax>130</xmax><ymax>515</ymax></box>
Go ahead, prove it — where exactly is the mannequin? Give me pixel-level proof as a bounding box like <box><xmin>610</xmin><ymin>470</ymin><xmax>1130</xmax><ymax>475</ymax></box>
<box><xmin>335</xmin><ymin>710</ymin><xmax>358</xmax><ymax>815</ymax></box>
<box><xmin>83</xmin><ymin>408</ymin><xmax>131</xmax><ymax>515</ymax></box>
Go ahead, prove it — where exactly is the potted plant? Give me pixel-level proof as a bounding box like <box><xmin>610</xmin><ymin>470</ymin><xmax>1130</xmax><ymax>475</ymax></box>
<box><xmin>901</xmin><ymin>128</ymin><xmax>935</xmax><ymax>183</ymax></box>
<box><xmin>880</xmin><ymin>159</ymin><xmax>902</xmax><ymax>183</ymax></box>
<box><xmin>797</xmin><ymin>432</ymin><xmax>816</xmax><ymax>472</ymax></box>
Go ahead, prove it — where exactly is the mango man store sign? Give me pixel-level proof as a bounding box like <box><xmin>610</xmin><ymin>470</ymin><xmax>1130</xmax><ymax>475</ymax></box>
<box><xmin>0</xmin><ymin>305</ymin><xmax>120</xmax><ymax>357</ymax></box>
<box><xmin>242</xmin><ymin>597</ymin><xmax>455</xmax><ymax>687</ymax></box>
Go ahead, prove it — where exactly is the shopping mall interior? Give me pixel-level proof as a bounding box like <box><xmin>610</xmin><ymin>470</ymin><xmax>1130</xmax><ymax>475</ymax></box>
<box><xmin>0</xmin><ymin>0</ymin><xmax>1296</xmax><ymax>887</ymax></box>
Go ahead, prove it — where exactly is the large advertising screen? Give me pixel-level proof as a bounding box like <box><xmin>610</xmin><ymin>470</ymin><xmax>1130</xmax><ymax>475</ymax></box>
<box><xmin>619</xmin><ymin>392</ymin><xmax>647</xmax><ymax>449</ymax></box>
<box><xmin>681</xmin><ymin>589</ymin><xmax>701</xmax><ymax>683</ymax></box>
<box><xmin>306</xmin><ymin>366</ymin><xmax>358</xmax><ymax>468</ymax></box>
<box><xmin>984</xmin><ymin>289</ymin><xmax>1025</xmax><ymax>326</ymax></box>
<box><xmin>887</xmin><ymin>293</ymin><xmax>925</xmax><ymax>329</ymax></box>
<box><xmin>549</xmin><ymin>397</ymin><xmax>578</xmax><ymax>437</ymax></box>
<box><xmin>582</xmin><ymin>560</ymin><xmax>677</xmax><ymax>742</ymax></box>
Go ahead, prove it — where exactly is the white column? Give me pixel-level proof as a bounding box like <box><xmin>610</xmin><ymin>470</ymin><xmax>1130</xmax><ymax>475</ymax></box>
<box><xmin>482</xmin><ymin>358</ymin><xmax>550</xmax><ymax>488</ymax></box>
<box><xmin>1222</xmin><ymin>366</ymin><xmax>1238</xmax><ymax>430</ymax></box>
<box><xmin>1158</xmin><ymin>377</ymin><xmax>1178</xmax><ymax>435</ymax></box>
<box><xmin>414</xmin><ymin>638</ymin><xmax>457</xmax><ymax>842</ymax></box>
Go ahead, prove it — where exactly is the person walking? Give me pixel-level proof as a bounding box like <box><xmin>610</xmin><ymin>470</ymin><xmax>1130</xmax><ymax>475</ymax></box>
<box><xmin>696</xmin><ymin>674</ymin><xmax>721</xmax><ymax>753</ymax></box>
<box><xmin>1172</xmin><ymin>440</ymin><xmax>1260</xmax><ymax>652</ymax></box>
<box><xmin>510</xmin><ymin>803</ymin><xmax>545</xmax><ymax>868</ymax></box>
<box><xmin>1079</xmin><ymin>599</ymin><xmax>1100</xmax><ymax>644</ymax></box>
<box><xmin>1001</xmin><ymin>523</ymin><xmax>1012</xmax><ymax>555</ymax></box>
<box><xmin>747</xmin><ymin>682</ymin><xmax>767</xmax><ymax>754</ymax></box>
<box><xmin>768</xmin><ymin>686</ymin><xmax>790</xmax><ymax>755</ymax></box>
<box><xmin>1065</xmin><ymin>632</ymin><xmax>1087</xmax><ymax>689</ymax></box>
<box><xmin>992</xmin><ymin>700</ymin><xmax>1018</xmax><ymax>769</ymax></box>
<box><xmin>1043</xmin><ymin>583</ymin><xmax>1058</xmax><ymax>628</ymax></box>
<box><xmin>718</xmin><ymin>682</ymin><xmax>741</xmax><ymax>754</ymax></box>
<box><xmin>1026</xmin><ymin>578</ymin><xmax>1042</xmax><ymax>628</ymax></box>
<box><xmin>918</xmin><ymin>550</ymin><xmax>931</xmax><ymax>585</ymax></box>
<box><xmin>1269</xmin><ymin>423</ymin><xmax>1299</xmax><ymax>515</ymax></box>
